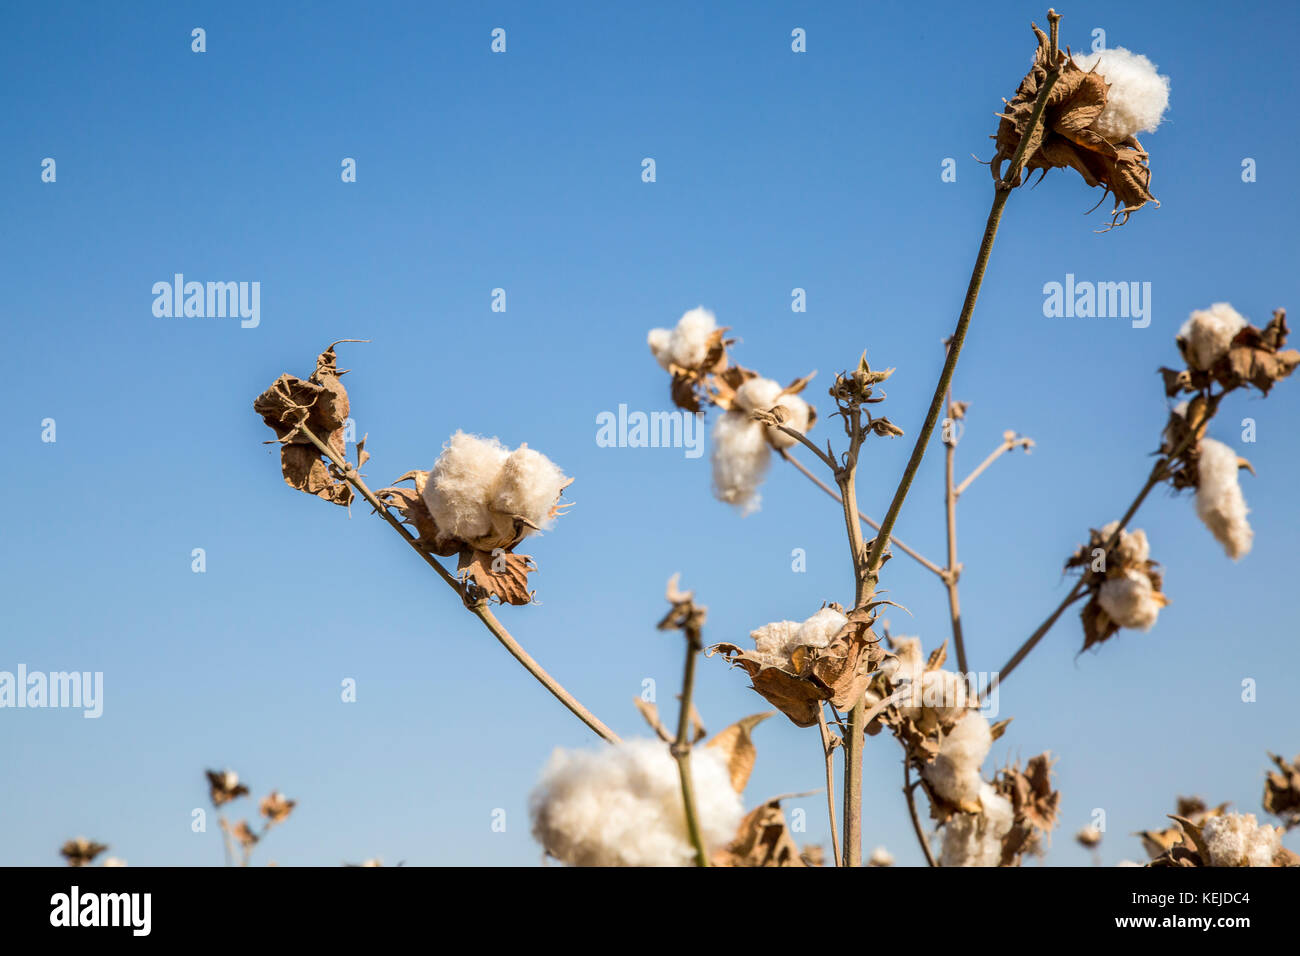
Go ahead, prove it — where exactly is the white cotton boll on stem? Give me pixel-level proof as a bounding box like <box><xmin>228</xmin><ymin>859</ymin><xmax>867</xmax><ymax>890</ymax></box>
<box><xmin>1098</xmin><ymin>520</ymin><xmax>1150</xmax><ymax>567</ymax></box>
<box><xmin>647</xmin><ymin>328</ymin><xmax>673</xmax><ymax>370</ymax></box>
<box><xmin>734</xmin><ymin>377</ymin><xmax>811</xmax><ymax>450</ymax></box>
<box><xmin>939</xmin><ymin>784</ymin><xmax>1014</xmax><ymax>867</ymax></box>
<box><xmin>423</xmin><ymin>431</ymin><xmax>510</xmax><ymax>545</ymax></box>
<box><xmin>711</xmin><ymin>411</ymin><xmax>771</xmax><ymax>514</ymax></box>
<box><xmin>1177</xmin><ymin>303</ymin><xmax>1247</xmax><ymax>371</ymax></box>
<box><xmin>490</xmin><ymin>444</ymin><xmax>569</xmax><ymax>534</ymax></box>
<box><xmin>1072</xmin><ymin>47</ymin><xmax>1170</xmax><ymax>142</ymax></box>
<box><xmin>923</xmin><ymin>712</ymin><xmax>993</xmax><ymax>808</ymax></box>
<box><xmin>795</xmin><ymin>607</ymin><xmax>848</xmax><ymax>649</ymax></box>
<box><xmin>1202</xmin><ymin>812</ymin><xmax>1281</xmax><ymax>867</ymax></box>
<box><xmin>1098</xmin><ymin>569</ymin><xmax>1163</xmax><ymax>631</ymax></box>
<box><xmin>1195</xmin><ymin>438</ymin><xmax>1253</xmax><ymax>560</ymax></box>
<box><xmin>750</xmin><ymin>620</ymin><xmax>801</xmax><ymax>667</ymax></box>
<box><xmin>668</xmin><ymin>307</ymin><xmax>718</xmax><ymax>369</ymax></box>
<box><xmin>529</xmin><ymin>739</ymin><xmax>743</xmax><ymax>867</ymax></box>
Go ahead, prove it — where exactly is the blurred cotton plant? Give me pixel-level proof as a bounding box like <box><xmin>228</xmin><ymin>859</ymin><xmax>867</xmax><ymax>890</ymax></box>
<box><xmin>205</xmin><ymin>769</ymin><xmax>296</xmax><ymax>867</ymax></box>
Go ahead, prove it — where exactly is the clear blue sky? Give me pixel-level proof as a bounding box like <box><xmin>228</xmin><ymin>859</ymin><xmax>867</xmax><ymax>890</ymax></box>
<box><xmin>2</xmin><ymin>0</ymin><xmax>1296</xmax><ymax>866</ymax></box>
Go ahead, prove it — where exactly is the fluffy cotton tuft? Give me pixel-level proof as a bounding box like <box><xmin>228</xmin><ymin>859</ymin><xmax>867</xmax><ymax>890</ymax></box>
<box><xmin>424</xmin><ymin>431</ymin><xmax>569</xmax><ymax>547</ymax></box>
<box><xmin>647</xmin><ymin>328</ymin><xmax>673</xmax><ymax>370</ymax></box>
<box><xmin>1098</xmin><ymin>569</ymin><xmax>1163</xmax><ymax>631</ymax></box>
<box><xmin>424</xmin><ymin>431</ymin><xmax>511</xmax><ymax>544</ymax></box>
<box><xmin>666</xmin><ymin>307</ymin><xmax>718</xmax><ymax>369</ymax></box>
<box><xmin>1072</xmin><ymin>47</ymin><xmax>1170</xmax><ymax>142</ymax></box>
<box><xmin>897</xmin><ymin>668</ymin><xmax>973</xmax><ymax>726</ymax></box>
<box><xmin>711</xmin><ymin>411</ymin><xmax>771</xmax><ymax>514</ymax></box>
<box><xmin>1201</xmin><ymin>812</ymin><xmax>1281</xmax><ymax>867</ymax></box>
<box><xmin>795</xmin><ymin>607</ymin><xmax>848</xmax><ymax>649</ymax></box>
<box><xmin>1098</xmin><ymin>520</ymin><xmax>1150</xmax><ymax>567</ymax></box>
<box><xmin>750</xmin><ymin>608</ymin><xmax>848</xmax><ymax>668</ymax></box>
<box><xmin>1195</xmin><ymin>438</ymin><xmax>1253</xmax><ymax>559</ymax></box>
<box><xmin>1177</xmin><ymin>303</ymin><xmax>1247</xmax><ymax>371</ymax></box>
<box><xmin>733</xmin><ymin>377</ymin><xmax>812</xmax><ymax>451</ymax></box>
<box><xmin>529</xmin><ymin>739</ymin><xmax>743</xmax><ymax>867</ymax></box>
<box><xmin>491</xmin><ymin>445</ymin><xmax>569</xmax><ymax>533</ymax></box>
<box><xmin>924</xmin><ymin>712</ymin><xmax>994</xmax><ymax>807</ymax></box>
<box><xmin>939</xmin><ymin>783</ymin><xmax>1014</xmax><ymax>867</ymax></box>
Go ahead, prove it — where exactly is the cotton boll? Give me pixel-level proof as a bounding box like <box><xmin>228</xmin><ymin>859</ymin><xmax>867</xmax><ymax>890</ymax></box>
<box><xmin>529</xmin><ymin>739</ymin><xmax>743</xmax><ymax>867</ymax></box>
<box><xmin>647</xmin><ymin>328</ymin><xmax>673</xmax><ymax>370</ymax></box>
<box><xmin>1073</xmin><ymin>47</ymin><xmax>1170</xmax><ymax>142</ymax></box>
<box><xmin>1098</xmin><ymin>520</ymin><xmax>1150</xmax><ymax>567</ymax></box>
<box><xmin>795</xmin><ymin>607</ymin><xmax>848</xmax><ymax>649</ymax></box>
<box><xmin>1177</xmin><ymin>303</ymin><xmax>1247</xmax><ymax>371</ymax></box>
<box><xmin>939</xmin><ymin>783</ymin><xmax>1014</xmax><ymax>867</ymax></box>
<box><xmin>711</xmin><ymin>411</ymin><xmax>771</xmax><ymax>514</ymax></box>
<box><xmin>899</xmin><ymin>669</ymin><xmax>972</xmax><ymax>725</ymax></box>
<box><xmin>490</xmin><ymin>444</ymin><xmax>569</xmax><ymax>535</ymax></box>
<box><xmin>750</xmin><ymin>620</ymin><xmax>802</xmax><ymax>667</ymax></box>
<box><xmin>734</xmin><ymin>377</ymin><xmax>812</xmax><ymax>450</ymax></box>
<box><xmin>667</xmin><ymin>307</ymin><xmax>718</xmax><ymax>369</ymax></box>
<box><xmin>1195</xmin><ymin>438</ymin><xmax>1253</xmax><ymax>559</ymax></box>
<box><xmin>1202</xmin><ymin>812</ymin><xmax>1282</xmax><ymax>867</ymax></box>
<box><xmin>924</xmin><ymin>712</ymin><xmax>993</xmax><ymax>807</ymax></box>
<box><xmin>424</xmin><ymin>431</ymin><xmax>510</xmax><ymax>545</ymax></box>
<box><xmin>1098</xmin><ymin>569</ymin><xmax>1163</xmax><ymax>631</ymax></box>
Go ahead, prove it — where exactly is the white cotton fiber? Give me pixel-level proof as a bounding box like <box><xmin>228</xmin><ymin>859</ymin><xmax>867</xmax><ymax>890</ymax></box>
<box><xmin>1195</xmin><ymin>438</ymin><xmax>1253</xmax><ymax>559</ymax></box>
<box><xmin>1177</xmin><ymin>303</ymin><xmax>1247</xmax><ymax>371</ymax></box>
<box><xmin>647</xmin><ymin>327</ymin><xmax>673</xmax><ymax>370</ymax></box>
<box><xmin>529</xmin><ymin>739</ymin><xmax>743</xmax><ymax>867</ymax></box>
<box><xmin>939</xmin><ymin>783</ymin><xmax>1015</xmax><ymax>867</ymax></box>
<box><xmin>667</xmin><ymin>307</ymin><xmax>718</xmax><ymax>369</ymax></box>
<box><xmin>1202</xmin><ymin>812</ymin><xmax>1281</xmax><ymax>868</ymax></box>
<box><xmin>1098</xmin><ymin>568</ymin><xmax>1163</xmax><ymax>631</ymax></box>
<box><xmin>924</xmin><ymin>712</ymin><xmax>993</xmax><ymax>808</ymax></box>
<box><xmin>734</xmin><ymin>377</ymin><xmax>812</xmax><ymax>451</ymax></box>
<box><xmin>491</xmin><ymin>444</ymin><xmax>570</xmax><ymax>534</ymax></box>
<box><xmin>711</xmin><ymin>411</ymin><xmax>771</xmax><ymax>515</ymax></box>
<box><xmin>794</xmin><ymin>607</ymin><xmax>848</xmax><ymax>649</ymax></box>
<box><xmin>1072</xmin><ymin>46</ymin><xmax>1170</xmax><ymax>142</ymax></box>
<box><xmin>423</xmin><ymin>431</ymin><xmax>510</xmax><ymax>545</ymax></box>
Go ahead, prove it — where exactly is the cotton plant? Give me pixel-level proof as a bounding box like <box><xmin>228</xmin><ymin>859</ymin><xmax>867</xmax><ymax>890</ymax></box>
<box><xmin>247</xmin><ymin>9</ymin><xmax>1299</xmax><ymax>868</ymax></box>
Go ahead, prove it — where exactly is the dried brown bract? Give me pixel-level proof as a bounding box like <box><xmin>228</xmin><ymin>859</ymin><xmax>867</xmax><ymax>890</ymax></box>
<box><xmin>1163</xmin><ymin>308</ymin><xmax>1299</xmax><ymax>398</ymax></box>
<box><xmin>713</xmin><ymin>797</ymin><xmax>807</xmax><ymax>867</ymax></box>
<box><xmin>993</xmin><ymin>753</ymin><xmax>1061</xmax><ymax>865</ymax></box>
<box><xmin>60</xmin><ymin>837</ymin><xmax>108</xmax><ymax>867</ymax></box>
<box><xmin>711</xmin><ymin>604</ymin><xmax>885</xmax><ymax>728</ymax></box>
<box><xmin>254</xmin><ymin>342</ymin><xmax>364</xmax><ymax>506</ymax></box>
<box><xmin>229</xmin><ymin>820</ymin><xmax>259</xmax><ymax>851</ymax></box>
<box><xmin>259</xmin><ymin>791</ymin><xmax>297</xmax><ymax>825</ymax></box>
<box><xmin>1066</xmin><ymin>523</ymin><xmax>1167</xmax><ymax>650</ymax></box>
<box><xmin>1264</xmin><ymin>752</ymin><xmax>1300</xmax><ymax>830</ymax></box>
<box><xmin>992</xmin><ymin>21</ymin><xmax>1156</xmax><ymax>228</ymax></box>
<box><xmin>206</xmin><ymin>769</ymin><xmax>250</xmax><ymax>808</ymax></box>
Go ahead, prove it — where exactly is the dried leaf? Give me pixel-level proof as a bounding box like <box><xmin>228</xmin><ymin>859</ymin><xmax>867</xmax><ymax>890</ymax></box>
<box><xmin>633</xmin><ymin>698</ymin><xmax>672</xmax><ymax>742</ymax></box>
<box><xmin>457</xmin><ymin>549</ymin><xmax>536</xmax><ymax>605</ymax></box>
<box><xmin>713</xmin><ymin>798</ymin><xmax>806</xmax><ymax>867</ymax></box>
<box><xmin>706</xmin><ymin>712</ymin><xmax>775</xmax><ymax>793</ymax></box>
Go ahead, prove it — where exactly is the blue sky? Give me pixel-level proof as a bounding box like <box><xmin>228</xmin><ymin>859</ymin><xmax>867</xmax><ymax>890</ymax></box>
<box><xmin>1</xmin><ymin>0</ymin><xmax>1296</xmax><ymax>867</ymax></box>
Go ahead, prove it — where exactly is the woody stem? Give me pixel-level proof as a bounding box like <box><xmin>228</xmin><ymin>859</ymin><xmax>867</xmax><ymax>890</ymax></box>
<box><xmin>673</xmin><ymin>627</ymin><xmax>710</xmax><ymax>867</ymax></box>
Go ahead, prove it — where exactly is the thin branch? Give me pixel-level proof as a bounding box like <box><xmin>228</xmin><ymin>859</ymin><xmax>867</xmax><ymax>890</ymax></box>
<box><xmin>954</xmin><ymin>436</ymin><xmax>1033</xmax><ymax>498</ymax></box>
<box><xmin>772</xmin><ymin>421</ymin><xmax>838</xmax><ymax>472</ymax></box>
<box><xmin>816</xmin><ymin>706</ymin><xmax>844</xmax><ymax>868</ymax></box>
<box><xmin>295</xmin><ymin>424</ymin><xmax>621</xmax><ymax>744</ymax></box>
<box><xmin>904</xmin><ymin>760</ymin><xmax>938</xmax><ymax>868</ymax></box>
<box><xmin>858</xmin><ymin>39</ymin><xmax>1062</xmax><ymax>602</ymax></box>
<box><xmin>942</xmin><ymin>389</ymin><xmax>969</xmax><ymax>674</ymax></box>
<box><xmin>672</xmin><ymin>627</ymin><xmax>710</xmax><ymax>867</ymax></box>
<box><xmin>778</xmin><ymin>450</ymin><xmax>946</xmax><ymax>579</ymax></box>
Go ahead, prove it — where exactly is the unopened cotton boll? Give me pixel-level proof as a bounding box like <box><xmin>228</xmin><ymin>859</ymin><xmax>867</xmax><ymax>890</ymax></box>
<box><xmin>1201</xmin><ymin>812</ymin><xmax>1282</xmax><ymax>867</ymax></box>
<box><xmin>1195</xmin><ymin>438</ymin><xmax>1253</xmax><ymax>559</ymax></box>
<box><xmin>1098</xmin><ymin>569</ymin><xmax>1163</xmax><ymax>631</ymax></box>
<box><xmin>939</xmin><ymin>783</ymin><xmax>1014</xmax><ymax>867</ymax></box>
<box><xmin>529</xmin><ymin>739</ymin><xmax>743</xmax><ymax>867</ymax></box>
<box><xmin>490</xmin><ymin>444</ymin><xmax>569</xmax><ymax>534</ymax></box>
<box><xmin>711</xmin><ymin>411</ymin><xmax>771</xmax><ymax>514</ymax></box>
<box><xmin>1072</xmin><ymin>47</ymin><xmax>1170</xmax><ymax>142</ymax></box>
<box><xmin>1177</xmin><ymin>303</ymin><xmax>1247</xmax><ymax>371</ymax></box>
<box><xmin>924</xmin><ymin>712</ymin><xmax>993</xmax><ymax>808</ymax></box>
<box><xmin>647</xmin><ymin>328</ymin><xmax>673</xmax><ymax>370</ymax></box>
<box><xmin>424</xmin><ymin>431</ymin><xmax>510</xmax><ymax>545</ymax></box>
<box><xmin>667</xmin><ymin>307</ymin><xmax>718</xmax><ymax>369</ymax></box>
